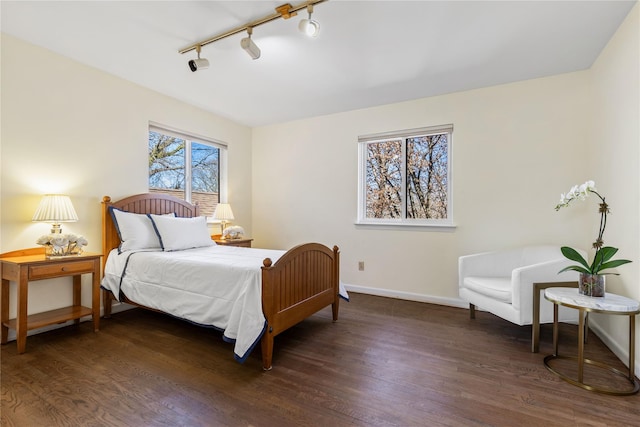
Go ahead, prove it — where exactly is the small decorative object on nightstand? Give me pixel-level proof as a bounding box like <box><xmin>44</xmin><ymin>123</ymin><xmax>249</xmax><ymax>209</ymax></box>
<box><xmin>211</xmin><ymin>234</ymin><xmax>253</xmax><ymax>248</ymax></box>
<box><xmin>222</xmin><ymin>225</ymin><xmax>245</xmax><ymax>239</ymax></box>
<box><xmin>36</xmin><ymin>233</ymin><xmax>88</xmax><ymax>258</ymax></box>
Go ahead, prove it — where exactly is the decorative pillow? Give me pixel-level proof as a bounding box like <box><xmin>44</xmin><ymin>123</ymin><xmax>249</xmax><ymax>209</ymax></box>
<box><xmin>110</xmin><ymin>208</ymin><xmax>175</xmax><ymax>253</ymax></box>
<box><xmin>149</xmin><ymin>215</ymin><xmax>214</xmax><ymax>251</ymax></box>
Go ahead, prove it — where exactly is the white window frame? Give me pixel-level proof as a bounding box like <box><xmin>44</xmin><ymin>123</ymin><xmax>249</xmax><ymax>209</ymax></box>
<box><xmin>357</xmin><ymin>124</ymin><xmax>454</xmax><ymax>229</ymax></box>
<box><xmin>148</xmin><ymin>122</ymin><xmax>229</xmax><ymax>218</ymax></box>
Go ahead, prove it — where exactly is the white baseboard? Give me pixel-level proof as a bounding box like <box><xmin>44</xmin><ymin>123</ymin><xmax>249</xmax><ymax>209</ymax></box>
<box><xmin>343</xmin><ymin>282</ymin><xmax>468</xmax><ymax>309</ymax></box>
<box><xmin>588</xmin><ymin>320</ymin><xmax>640</xmax><ymax>379</ymax></box>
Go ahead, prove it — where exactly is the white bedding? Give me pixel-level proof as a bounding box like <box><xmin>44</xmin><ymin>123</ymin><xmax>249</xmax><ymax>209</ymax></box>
<box><xmin>102</xmin><ymin>245</ymin><xmax>348</xmax><ymax>363</ymax></box>
<box><xmin>102</xmin><ymin>245</ymin><xmax>285</xmax><ymax>362</ymax></box>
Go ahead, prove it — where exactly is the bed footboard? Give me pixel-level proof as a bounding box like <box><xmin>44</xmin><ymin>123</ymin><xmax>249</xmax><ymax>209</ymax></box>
<box><xmin>260</xmin><ymin>243</ymin><xmax>340</xmax><ymax>370</ymax></box>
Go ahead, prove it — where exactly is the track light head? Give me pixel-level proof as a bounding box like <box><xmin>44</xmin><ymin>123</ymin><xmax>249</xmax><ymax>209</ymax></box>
<box><xmin>188</xmin><ymin>45</ymin><xmax>209</xmax><ymax>72</ymax></box>
<box><xmin>241</xmin><ymin>27</ymin><xmax>261</xmax><ymax>60</ymax></box>
<box><xmin>188</xmin><ymin>58</ymin><xmax>210</xmax><ymax>72</ymax></box>
<box><xmin>299</xmin><ymin>4</ymin><xmax>319</xmax><ymax>37</ymax></box>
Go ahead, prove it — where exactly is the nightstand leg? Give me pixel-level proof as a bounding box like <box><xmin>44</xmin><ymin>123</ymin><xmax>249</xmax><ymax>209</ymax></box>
<box><xmin>17</xmin><ymin>269</ymin><xmax>28</xmax><ymax>354</ymax></box>
<box><xmin>1</xmin><ymin>278</ymin><xmax>9</xmax><ymax>344</ymax></box>
<box><xmin>73</xmin><ymin>275</ymin><xmax>81</xmax><ymax>326</ymax></box>
<box><xmin>92</xmin><ymin>260</ymin><xmax>100</xmax><ymax>332</ymax></box>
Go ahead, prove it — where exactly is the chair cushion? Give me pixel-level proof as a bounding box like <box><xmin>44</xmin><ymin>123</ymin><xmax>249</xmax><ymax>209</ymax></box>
<box><xmin>463</xmin><ymin>276</ymin><xmax>512</xmax><ymax>303</ymax></box>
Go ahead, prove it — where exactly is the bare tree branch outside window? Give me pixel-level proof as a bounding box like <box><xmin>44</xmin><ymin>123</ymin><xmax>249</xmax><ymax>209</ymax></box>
<box><xmin>406</xmin><ymin>134</ymin><xmax>448</xmax><ymax>219</ymax></box>
<box><xmin>149</xmin><ymin>131</ymin><xmax>186</xmax><ymax>191</ymax></box>
<box><xmin>366</xmin><ymin>139</ymin><xmax>402</xmax><ymax>219</ymax></box>
<box><xmin>148</xmin><ymin>130</ymin><xmax>220</xmax><ymax>217</ymax></box>
<box><xmin>363</xmin><ymin>131</ymin><xmax>449</xmax><ymax>221</ymax></box>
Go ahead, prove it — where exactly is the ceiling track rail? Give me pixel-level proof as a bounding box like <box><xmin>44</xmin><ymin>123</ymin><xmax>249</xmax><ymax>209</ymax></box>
<box><xmin>178</xmin><ymin>0</ymin><xmax>327</xmax><ymax>55</ymax></box>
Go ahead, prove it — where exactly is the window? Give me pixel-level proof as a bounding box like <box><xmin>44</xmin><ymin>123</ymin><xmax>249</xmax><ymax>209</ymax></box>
<box><xmin>148</xmin><ymin>123</ymin><xmax>227</xmax><ymax>218</ymax></box>
<box><xmin>357</xmin><ymin>124</ymin><xmax>453</xmax><ymax>227</ymax></box>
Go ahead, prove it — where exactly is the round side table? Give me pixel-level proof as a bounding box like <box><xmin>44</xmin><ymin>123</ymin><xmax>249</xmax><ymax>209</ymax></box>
<box><xmin>543</xmin><ymin>287</ymin><xmax>639</xmax><ymax>395</ymax></box>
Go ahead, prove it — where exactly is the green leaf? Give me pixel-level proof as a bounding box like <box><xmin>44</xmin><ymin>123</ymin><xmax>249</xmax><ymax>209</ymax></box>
<box><xmin>591</xmin><ymin>247</ymin><xmax>613</xmax><ymax>272</ymax></box>
<box><xmin>592</xmin><ymin>247</ymin><xmax>628</xmax><ymax>273</ymax></box>
<box><xmin>558</xmin><ymin>265</ymin><xmax>591</xmax><ymax>275</ymax></box>
<box><xmin>596</xmin><ymin>247</ymin><xmax>618</xmax><ymax>263</ymax></box>
<box><xmin>597</xmin><ymin>259</ymin><xmax>633</xmax><ymax>273</ymax></box>
<box><xmin>560</xmin><ymin>247</ymin><xmax>590</xmax><ymax>270</ymax></box>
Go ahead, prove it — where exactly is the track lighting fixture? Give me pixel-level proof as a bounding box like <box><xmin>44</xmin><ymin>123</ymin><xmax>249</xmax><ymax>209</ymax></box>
<box><xmin>179</xmin><ymin>1</ymin><xmax>326</xmax><ymax>62</ymax></box>
<box><xmin>298</xmin><ymin>4</ymin><xmax>320</xmax><ymax>37</ymax></box>
<box><xmin>240</xmin><ymin>27</ymin><xmax>261</xmax><ymax>60</ymax></box>
<box><xmin>188</xmin><ymin>45</ymin><xmax>209</xmax><ymax>72</ymax></box>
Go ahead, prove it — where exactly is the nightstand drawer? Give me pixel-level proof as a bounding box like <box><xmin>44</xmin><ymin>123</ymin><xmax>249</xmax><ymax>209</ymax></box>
<box><xmin>224</xmin><ymin>240</ymin><xmax>252</xmax><ymax>248</ymax></box>
<box><xmin>29</xmin><ymin>259</ymin><xmax>96</xmax><ymax>279</ymax></box>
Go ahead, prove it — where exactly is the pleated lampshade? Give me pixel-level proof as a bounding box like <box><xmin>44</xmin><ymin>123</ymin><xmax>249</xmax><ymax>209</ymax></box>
<box><xmin>32</xmin><ymin>194</ymin><xmax>78</xmax><ymax>233</ymax></box>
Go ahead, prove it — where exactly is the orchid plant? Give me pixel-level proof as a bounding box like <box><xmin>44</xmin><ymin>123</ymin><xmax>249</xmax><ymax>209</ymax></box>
<box><xmin>555</xmin><ymin>180</ymin><xmax>631</xmax><ymax>275</ymax></box>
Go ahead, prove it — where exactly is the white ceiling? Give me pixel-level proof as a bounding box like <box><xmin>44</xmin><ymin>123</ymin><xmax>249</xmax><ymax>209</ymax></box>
<box><xmin>1</xmin><ymin>1</ymin><xmax>636</xmax><ymax>127</ymax></box>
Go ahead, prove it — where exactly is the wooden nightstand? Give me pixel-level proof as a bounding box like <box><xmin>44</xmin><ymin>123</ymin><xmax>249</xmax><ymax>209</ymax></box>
<box><xmin>0</xmin><ymin>247</ymin><xmax>102</xmax><ymax>354</ymax></box>
<box><xmin>211</xmin><ymin>235</ymin><xmax>253</xmax><ymax>248</ymax></box>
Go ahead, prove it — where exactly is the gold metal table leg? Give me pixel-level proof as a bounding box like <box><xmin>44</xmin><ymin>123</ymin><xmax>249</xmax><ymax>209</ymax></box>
<box><xmin>532</xmin><ymin>282</ymin><xmax>579</xmax><ymax>353</ymax></box>
<box><xmin>532</xmin><ymin>283</ymin><xmax>542</xmax><ymax>353</ymax></box>
<box><xmin>630</xmin><ymin>315</ymin><xmax>636</xmax><ymax>382</ymax></box>
<box><xmin>577</xmin><ymin>309</ymin><xmax>585</xmax><ymax>382</ymax></box>
<box><xmin>544</xmin><ymin>303</ymin><xmax>639</xmax><ymax>395</ymax></box>
<box><xmin>552</xmin><ymin>302</ymin><xmax>558</xmax><ymax>356</ymax></box>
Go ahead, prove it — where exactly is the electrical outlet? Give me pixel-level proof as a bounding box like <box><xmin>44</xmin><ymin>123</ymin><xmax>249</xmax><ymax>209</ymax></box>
<box><xmin>358</xmin><ymin>261</ymin><xmax>364</xmax><ymax>271</ymax></box>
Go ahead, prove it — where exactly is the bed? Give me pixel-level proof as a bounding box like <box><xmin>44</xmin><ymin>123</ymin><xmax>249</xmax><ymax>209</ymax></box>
<box><xmin>101</xmin><ymin>193</ymin><xmax>342</xmax><ymax>370</ymax></box>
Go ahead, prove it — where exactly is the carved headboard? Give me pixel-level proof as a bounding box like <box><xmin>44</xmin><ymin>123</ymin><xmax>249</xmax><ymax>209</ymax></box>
<box><xmin>101</xmin><ymin>193</ymin><xmax>200</xmax><ymax>271</ymax></box>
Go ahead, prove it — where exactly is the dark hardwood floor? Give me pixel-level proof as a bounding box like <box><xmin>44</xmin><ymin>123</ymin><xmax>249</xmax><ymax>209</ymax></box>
<box><xmin>2</xmin><ymin>293</ymin><xmax>639</xmax><ymax>426</ymax></box>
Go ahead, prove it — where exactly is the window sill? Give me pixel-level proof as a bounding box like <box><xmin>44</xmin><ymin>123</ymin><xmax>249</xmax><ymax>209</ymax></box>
<box><xmin>354</xmin><ymin>221</ymin><xmax>457</xmax><ymax>232</ymax></box>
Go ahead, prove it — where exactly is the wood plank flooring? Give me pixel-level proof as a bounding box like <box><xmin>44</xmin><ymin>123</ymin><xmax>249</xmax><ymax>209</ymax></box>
<box><xmin>2</xmin><ymin>293</ymin><xmax>639</xmax><ymax>426</ymax></box>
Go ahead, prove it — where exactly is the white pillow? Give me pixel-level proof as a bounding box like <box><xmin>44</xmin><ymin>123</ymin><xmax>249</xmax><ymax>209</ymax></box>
<box><xmin>110</xmin><ymin>208</ymin><xmax>174</xmax><ymax>253</ymax></box>
<box><xmin>149</xmin><ymin>215</ymin><xmax>214</xmax><ymax>251</ymax></box>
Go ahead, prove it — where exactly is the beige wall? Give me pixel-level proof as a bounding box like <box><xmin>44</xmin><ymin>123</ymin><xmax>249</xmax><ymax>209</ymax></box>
<box><xmin>252</xmin><ymin>70</ymin><xmax>593</xmax><ymax>305</ymax></box>
<box><xmin>588</xmin><ymin>3</ymin><xmax>640</xmax><ymax>370</ymax></box>
<box><xmin>1</xmin><ymin>34</ymin><xmax>253</xmax><ymax>318</ymax></box>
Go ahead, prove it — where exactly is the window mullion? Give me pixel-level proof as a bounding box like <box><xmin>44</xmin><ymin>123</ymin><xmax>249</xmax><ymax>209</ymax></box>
<box><xmin>401</xmin><ymin>138</ymin><xmax>408</xmax><ymax>220</ymax></box>
<box><xmin>185</xmin><ymin>140</ymin><xmax>192</xmax><ymax>203</ymax></box>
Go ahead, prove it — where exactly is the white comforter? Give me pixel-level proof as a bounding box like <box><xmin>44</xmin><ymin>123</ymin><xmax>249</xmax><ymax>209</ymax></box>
<box><xmin>101</xmin><ymin>245</ymin><xmax>286</xmax><ymax>362</ymax></box>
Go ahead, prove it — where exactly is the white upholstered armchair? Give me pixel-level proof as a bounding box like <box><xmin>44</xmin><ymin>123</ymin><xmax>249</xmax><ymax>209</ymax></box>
<box><xmin>459</xmin><ymin>246</ymin><xmax>585</xmax><ymax>349</ymax></box>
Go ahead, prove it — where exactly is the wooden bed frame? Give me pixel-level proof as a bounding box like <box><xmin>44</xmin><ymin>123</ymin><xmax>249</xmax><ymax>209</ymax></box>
<box><xmin>101</xmin><ymin>193</ymin><xmax>340</xmax><ymax>370</ymax></box>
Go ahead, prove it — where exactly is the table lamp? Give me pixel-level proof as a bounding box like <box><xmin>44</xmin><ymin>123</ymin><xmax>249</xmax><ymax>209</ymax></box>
<box><xmin>32</xmin><ymin>194</ymin><xmax>78</xmax><ymax>234</ymax></box>
<box><xmin>213</xmin><ymin>203</ymin><xmax>234</xmax><ymax>237</ymax></box>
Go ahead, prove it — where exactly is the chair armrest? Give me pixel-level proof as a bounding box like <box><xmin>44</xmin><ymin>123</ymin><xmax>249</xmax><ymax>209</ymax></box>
<box><xmin>512</xmin><ymin>258</ymin><xmax>580</xmax><ymax>317</ymax></box>
<box><xmin>459</xmin><ymin>249</ymin><xmax>522</xmax><ymax>288</ymax></box>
